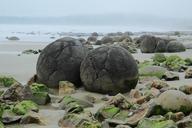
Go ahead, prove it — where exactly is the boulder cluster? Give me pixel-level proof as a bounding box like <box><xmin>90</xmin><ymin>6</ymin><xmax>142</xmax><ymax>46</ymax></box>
<box><xmin>139</xmin><ymin>35</ymin><xmax>186</xmax><ymax>53</ymax></box>
<box><xmin>36</xmin><ymin>37</ymin><xmax>139</xmax><ymax>95</ymax></box>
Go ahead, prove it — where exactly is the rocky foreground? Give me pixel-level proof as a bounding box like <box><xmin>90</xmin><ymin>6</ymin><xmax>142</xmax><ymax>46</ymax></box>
<box><xmin>0</xmin><ymin>32</ymin><xmax>192</xmax><ymax>128</ymax></box>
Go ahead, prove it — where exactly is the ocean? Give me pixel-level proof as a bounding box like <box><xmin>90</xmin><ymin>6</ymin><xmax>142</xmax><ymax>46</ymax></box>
<box><xmin>0</xmin><ymin>23</ymin><xmax>192</xmax><ymax>42</ymax></box>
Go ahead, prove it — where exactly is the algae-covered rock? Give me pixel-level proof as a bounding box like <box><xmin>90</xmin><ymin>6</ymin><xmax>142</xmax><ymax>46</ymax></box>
<box><xmin>156</xmin><ymin>90</ymin><xmax>192</xmax><ymax>113</ymax></box>
<box><xmin>30</xmin><ymin>83</ymin><xmax>48</xmax><ymax>92</ymax></box>
<box><xmin>96</xmin><ymin>94</ymin><xmax>150</xmax><ymax>126</ymax></box>
<box><xmin>29</xmin><ymin>83</ymin><xmax>50</xmax><ymax>105</ymax></box>
<box><xmin>0</xmin><ymin>104</ymin><xmax>3</xmax><ymax>119</ymax></box>
<box><xmin>138</xmin><ymin>60</ymin><xmax>154</xmax><ymax>69</ymax></box>
<box><xmin>0</xmin><ymin>76</ymin><xmax>17</xmax><ymax>87</ymax></box>
<box><xmin>0</xmin><ymin>121</ymin><xmax>4</xmax><ymax>128</ymax></box>
<box><xmin>59</xmin><ymin>96</ymin><xmax>93</xmax><ymax>113</ymax></box>
<box><xmin>2</xmin><ymin>108</ymin><xmax>22</xmax><ymax>124</ymax></box>
<box><xmin>32</xmin><ymin>92</ymin><xmax>50</xmax><ymax>105</ymax></box>
<box><xmin>95</xmin><ymin>105</ymin><xmax>120</xmax><ymax>121</ymax></box>
<box><xmin>152</xmin><ymin>53</ymin><xmax>166</xmax><ymax>65</ymax></box>
<box><xmin>59</xmin><ymin>112</ymin><xmax>101</xmax><ymax>128</ymax></box>
<box><xmin>12</xmin><ymin>100</ymin><xmax>39</xmax><ymax>115</ymax></box>
<box><xmin>185</xmin><ymin>58</ymin><xmax>192</xmax><ymax>66</ymax></box>
<box><xmin>137</xmin><ymin>116</ymin><xmax>177</xmax><ymax>128</ymax></box>
<box><xmin>164</xmin><ymin>55</ymin><xmax>186</xmax><ymax>72</ymax></box>
<box><xmin>139</xmin><ymin>66</ymin><xmax>167</xmax><ymax>79</ymax></box>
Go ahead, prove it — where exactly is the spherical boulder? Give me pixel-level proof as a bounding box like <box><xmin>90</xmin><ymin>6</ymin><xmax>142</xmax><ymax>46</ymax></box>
<box><xmin>140</xmin><ymin>35</ymin><xmax>158</xmax><ymax>53</ymax></box>
<box><xmin>36</xmin><ymin>37</ymin><xmax>87</xmax><ymax>88</ymax></box>
<box><xmin>80</xmin><ymin>46</ymin><xmax>139</xmax><ymax>95</ymax></box>
<box><xmin>166</xmin><ymin>41</ymin><xmax>186</xmax><ymax>52</ymax></box>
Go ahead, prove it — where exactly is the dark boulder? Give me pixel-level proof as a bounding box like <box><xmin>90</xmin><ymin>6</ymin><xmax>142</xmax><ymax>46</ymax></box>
<box><xmin>36</xmin><ymin>37</ymin><xmax>87</xmax><ymax>88</ymax></box>
<box><xmin>140</xmin><ymin>35</ymin><xmax>158</xmax><ymax>53</ymax></box>
<box><xmin>80</xmin><ymin>46</ymin><xmax>138</xmax><ymax>95</ymax></box>
<box><xmin>166</xmin><ymin>40</ymin><xmax>186</xmax><ymax>52</ymax></box>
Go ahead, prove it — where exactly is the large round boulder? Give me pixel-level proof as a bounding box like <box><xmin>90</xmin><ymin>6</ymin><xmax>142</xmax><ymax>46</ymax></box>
<box><xmin>80</xmin><ymin>46</ymin><xmax>139</xmax><ymax>95</ymax></box>
<box><xmin>166</xmin><ymin>41</ymin><xmax>186</xmax><ymax>52</ymax></box>
<box><xmin>36</xmin><ymin>37</ymin><xmax>87</xmax><ymax>88</ymax></box>
<box><xmin>140</xmin><ymin>35</ymin><xmax>158</xmax><ymax>53</ymax></box>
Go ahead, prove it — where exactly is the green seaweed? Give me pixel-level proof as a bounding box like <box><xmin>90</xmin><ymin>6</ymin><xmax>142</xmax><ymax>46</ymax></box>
<box><xmin>12</xmin><ymin>100</ymin><xmax>39</xmax><ymax>115</ymax></box>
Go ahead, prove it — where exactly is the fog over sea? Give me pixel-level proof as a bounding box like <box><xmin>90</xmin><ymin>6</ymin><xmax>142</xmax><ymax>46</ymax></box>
<box><xmin>0</xmin><ymin>15</ymin><xmax>192</xmax><ymax>42</ymax></box>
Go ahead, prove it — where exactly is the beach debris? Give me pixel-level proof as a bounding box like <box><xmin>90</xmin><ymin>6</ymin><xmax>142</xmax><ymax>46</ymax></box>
<box><xmin>36</xmin><ymin>37</ymin><xmax>87</xmax><ymax>88</ymax></box>
<box><xmin>59</xmin><ymin>81</ymin><xmax>76</xmax><ymax>96</ymax></box>
<box><xmin>80</xmin><ymin>46</ymin><xmax>138</xmax><ymax>95</ymax></box>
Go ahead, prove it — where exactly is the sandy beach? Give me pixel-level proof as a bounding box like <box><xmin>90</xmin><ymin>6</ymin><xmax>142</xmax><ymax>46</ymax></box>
<box><xmin>1</xmin><ymin>34</ymin><xmax>192</xmax><ymax>128</ymax></box>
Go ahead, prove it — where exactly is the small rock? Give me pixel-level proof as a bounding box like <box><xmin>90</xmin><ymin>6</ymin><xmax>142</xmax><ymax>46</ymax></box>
<box><xmin>137</xmin><ymin>116</ymin><xmax>177</xmax><ymax>128</ymax></box>
<box><xmin>129</xmin><ymin>89</ymin><xmax>142</xmax><ymax>99</ymax></box>
<box><xmin>84</xmin><ymin>94</ymin><xmax>96</xmax><ymax>103</ymax></box>
<box><xmin>59</xmin><ymin>81</ymin><xmax>76</xmax><ymax>96</ymax></box>
<box><xmin>176</xmin><ymin>116</ymin><xmax>192</xmax><ymax>128</ymax></box>
<box><xmin>185</xmin><ymin>68</ymin><xmax>192</xmax><ymax>79</ymax></box>
<box><xmin>2</xmin><ymin>109</ymin><xmax>22</xmax><ymax>124</ymax></box>
<box><xmin>116</xmin><ymin>125</ymin><xmax>132</xmax><ymax>128</ymax></box>
<box><xmin>20</xmin><ymin>111</ymin><xmax>45</xmax><ymax>125</ymax></box>
<box><xmin>165</xmin><ymin>112</ymin><xmax>185</xmax><ymax>122</ymax></box>
<box><xmin>150</xmin><ymin>80</ymin><xmax>170</xmax><ymax>89</ymax></box>
<box><xmin>156</xmin><ymin>90</ymin><xmax>192</xmax><ymax>113</ymax></box>
<box><xmin>2</xmin><ymin>83</ymin><xmax>33</xmax><ymax>101</ymax></box>
<box><xmin>162</xmin><ymin>71</ymin><xmax>179</xmax><ymax>81</ymax></box>
<box><xmin>6</xmin><ymin>36</ymin><xmax>20</xmax><ymax>41</ymax></box>
<box><xmin>59</xmin><ymin>96</ymin><xmax>93</xmax><ymax>113</ymax></box>
<box><xmin>179</xmin><ymin>85</ymin><xmax>192</xmax><ymax>94</ymax></box>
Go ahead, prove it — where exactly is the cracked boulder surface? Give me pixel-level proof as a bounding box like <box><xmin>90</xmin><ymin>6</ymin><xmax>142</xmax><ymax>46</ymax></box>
<box><xmin>80</xmin><ymin>46</ymin><xmax>138</xmax><ymax>95</ymax></box>
<box><xmin>36</xmin><ymin>37</ymin><xmax>87</xmax><ymax>88</ymax></box>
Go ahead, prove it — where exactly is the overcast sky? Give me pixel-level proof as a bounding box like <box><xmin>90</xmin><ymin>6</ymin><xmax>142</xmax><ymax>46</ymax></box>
<box><xmin>0</xmin><ymin>0</ymin><xmax>192</xmax><ymax>19</ymax></box>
